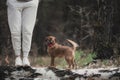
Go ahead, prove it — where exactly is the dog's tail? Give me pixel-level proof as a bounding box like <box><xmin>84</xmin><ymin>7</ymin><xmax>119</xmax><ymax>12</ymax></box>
<box><xmin>66</xmin><ymin>39</ymin><xmax>79</xmax><ymax>51</ymax></box>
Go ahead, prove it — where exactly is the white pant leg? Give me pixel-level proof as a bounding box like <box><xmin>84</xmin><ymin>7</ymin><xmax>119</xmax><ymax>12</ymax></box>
<box><xmin>7</xmin><ymin>4</ymin><xmax>22</xmax><ymax>56</ymax></box>
<box><xmin>7</xmin><ymin>0</ymin><xmax>39</xmax><ymax>57</ymax></box>
<box><xmin>22</xmin><ymin>0</ymin><xmax>39</xmax><ymax>57</ymax></box>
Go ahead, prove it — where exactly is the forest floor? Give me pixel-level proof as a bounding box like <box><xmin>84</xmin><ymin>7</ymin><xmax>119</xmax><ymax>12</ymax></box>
<box><xmin>0</xmin><ymin>65</ymin><xmax>120</xmax><ymax>80</ymax></box>
<box><xmin>0</xmin><ymin>50</ymin><xmax>120</xmax><ymax>80</ymax></box>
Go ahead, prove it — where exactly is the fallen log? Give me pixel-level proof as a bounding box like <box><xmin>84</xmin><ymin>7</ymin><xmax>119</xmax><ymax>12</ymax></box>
<box><xmin>0</xmin><ymin>66</ymin><xmax>120</xmax><ymax>80</ymax></box>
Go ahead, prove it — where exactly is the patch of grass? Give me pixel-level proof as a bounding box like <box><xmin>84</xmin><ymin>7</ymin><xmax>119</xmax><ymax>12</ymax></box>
<box><xmin>30</xmin><ymin>56</ymin><xmax>50</xmax><ymax>67</ymax></box>
<box><xmin>75</xmin><ymin>50</ymin><xmax>96</xmax><ymax>67</ymax></box>
<box><xmin>30</xmin><ymin>50</ymin><xmax>96</xmax><ymax>68</ymax></box>
<box><xmin>29</xmin><ymin>51</ymin><xmax>119</xmax><ymax>68</ymax></box>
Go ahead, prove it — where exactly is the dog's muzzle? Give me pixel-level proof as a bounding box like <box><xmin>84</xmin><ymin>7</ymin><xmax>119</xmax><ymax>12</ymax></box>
<box><xmin>46</xmin><ymin>40</ymin><xmax>55</xmax><ymax>47</ymax></box>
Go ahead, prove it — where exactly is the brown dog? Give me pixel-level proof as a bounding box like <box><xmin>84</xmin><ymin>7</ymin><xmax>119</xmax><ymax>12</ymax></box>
<box><xmin>45</xmin><ymin>36</ymin><xmax>79</xmax><ymax>69</ymax></box>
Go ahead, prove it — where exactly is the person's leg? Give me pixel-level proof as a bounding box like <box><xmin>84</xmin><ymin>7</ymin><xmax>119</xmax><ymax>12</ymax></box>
<box><xmin>22</xmin><ymin>0</ymin><xmax>39</xmax><ymax>66</ymax></box>
<box><xmin>7</xmin><ymin>3</ymin><xmax>22</xmax><ymax>66</ymax></box>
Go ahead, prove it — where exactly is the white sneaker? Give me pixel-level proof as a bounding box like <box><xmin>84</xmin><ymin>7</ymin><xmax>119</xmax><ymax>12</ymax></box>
<box><xmin>15</xmin><ymin>56</ymin><xmax>23</xmax><ymax>66</ymax></box>
<box><xmin>23</xmin><ymin>57</ymin><xmax>30</xmax><ymax>66</ymax></box>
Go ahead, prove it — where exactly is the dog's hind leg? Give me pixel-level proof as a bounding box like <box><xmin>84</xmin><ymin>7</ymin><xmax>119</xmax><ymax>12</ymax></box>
<box><xmin>65</xmin><ymin>57</ymin><xmax>72</xmax><ymax>69</ymax></box>
<box><xmin>71</xmin><ymin>59</ymin><xmax>75</xmax><ymax>69</ymax></box>
<box><xmin>70</xmin><ymin>57</ymin><xmax>77</xmax><ymax>69</ymax></box>
<box><xmin>74</xmin><ymin>59</ymin><xmax>78</xmax><ymax>69</ymax></box>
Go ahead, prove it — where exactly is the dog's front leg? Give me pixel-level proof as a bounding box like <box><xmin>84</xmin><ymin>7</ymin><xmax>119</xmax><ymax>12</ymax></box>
<box><xmin>50</xmin><ymin>57</ymin><xmax>55</xmax><ymax>67</ymax></box>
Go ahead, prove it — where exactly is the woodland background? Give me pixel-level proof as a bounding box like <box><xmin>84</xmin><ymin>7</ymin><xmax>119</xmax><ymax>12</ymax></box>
<box><xmin>0</xmin><ymin>0</ymin><xmax>120</xmax><ymax>65</ymax></box>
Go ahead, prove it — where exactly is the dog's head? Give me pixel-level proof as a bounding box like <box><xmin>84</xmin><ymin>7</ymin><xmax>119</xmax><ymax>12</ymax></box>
<box><xmin>45</xmin><ymin>36</ymin><xmax>56</xmax><ymax>47</ymax></box>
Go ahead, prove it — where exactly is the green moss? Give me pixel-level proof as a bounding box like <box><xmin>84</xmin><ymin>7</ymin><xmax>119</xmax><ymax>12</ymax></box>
<box><xmin>75</xmin><ymin>50</ymin><xmax>96</xmax><ymax>67</ymax></box>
